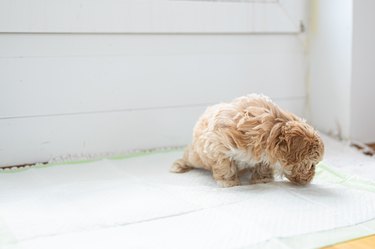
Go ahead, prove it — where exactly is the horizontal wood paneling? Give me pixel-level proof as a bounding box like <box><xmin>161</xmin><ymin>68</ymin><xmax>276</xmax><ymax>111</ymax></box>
<box><xmin>0</xmin><ymin>25</ymin><xmax>308</xmax><ymax>166</ymax></box>
<box><xmin>0</xmin><ymin>35</ymin><xmax>305</xmax><ymax>118</ymax></box>
<box><xmin>0</xmin><ymin>34</ymin><xmax>303</xmax><ymax>57</ymax></box>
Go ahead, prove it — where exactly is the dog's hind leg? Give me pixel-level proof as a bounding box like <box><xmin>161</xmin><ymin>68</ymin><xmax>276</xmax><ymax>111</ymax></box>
<box><xmin>170</xmin><ymin>145</ymin><xmax>203</xmax><ymax>173</ymax></box>
<box><xmin>170</xmin><ymin>159</ymin><xmax>193</xmax><ymax>173</ymax></box>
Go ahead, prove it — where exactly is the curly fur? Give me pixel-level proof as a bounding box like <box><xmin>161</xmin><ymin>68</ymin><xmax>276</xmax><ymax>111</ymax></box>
<box><xmin>171</xmin><ymin>94</ymin><xmax>324</xmax><ymax>187</ymax></box>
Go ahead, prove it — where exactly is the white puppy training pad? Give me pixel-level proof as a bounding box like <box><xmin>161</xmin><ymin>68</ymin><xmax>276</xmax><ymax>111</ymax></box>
<box><xmin>1</xmin><ymin>147</ymin><xmax>375</xmax><ymax>249</ymax></box>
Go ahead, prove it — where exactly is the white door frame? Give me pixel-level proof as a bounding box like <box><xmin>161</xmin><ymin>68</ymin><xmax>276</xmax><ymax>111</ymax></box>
<box><xmin>0</xmin><ymin>0</ymin><xmax>303</xmax><ymax>34</ymax></box>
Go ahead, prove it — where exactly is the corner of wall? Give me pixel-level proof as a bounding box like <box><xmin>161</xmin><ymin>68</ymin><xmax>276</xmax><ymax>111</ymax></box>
<box><xmin>306</xmin><ymin>0</ymin><xmax>353</xmax><ymax>141</ymax></box>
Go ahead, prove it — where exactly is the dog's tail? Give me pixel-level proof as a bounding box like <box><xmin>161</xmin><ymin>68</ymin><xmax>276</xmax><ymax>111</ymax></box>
<box><xmin>170</xmin><ymin>159</ymin><xmax>194</xmax><ymax>173</ymax></box>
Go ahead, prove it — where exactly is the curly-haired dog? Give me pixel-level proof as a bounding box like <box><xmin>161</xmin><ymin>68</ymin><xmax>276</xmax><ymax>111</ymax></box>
<box><xmin>171</xmin><ymin>94</ymin><xmax>324</xmax><ymax>187</ymax></box>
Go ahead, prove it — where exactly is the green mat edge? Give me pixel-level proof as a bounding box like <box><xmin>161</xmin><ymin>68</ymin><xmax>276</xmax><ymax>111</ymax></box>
<box><xmin>0</xmin><ymin>147</ymin><xmax>184</xmax><ymax>174</ymax></box>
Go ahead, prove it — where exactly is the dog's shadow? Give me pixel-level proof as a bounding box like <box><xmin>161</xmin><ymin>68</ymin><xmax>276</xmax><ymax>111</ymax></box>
<box><xmin>251</xmin><ymin>182</ymin><xmax>347</xmax><ymax>205</ymax></box>
<box><xmin>185</xmin><ymin>168</ymin><xmax>342</xmax><ymax>199</ymax></box>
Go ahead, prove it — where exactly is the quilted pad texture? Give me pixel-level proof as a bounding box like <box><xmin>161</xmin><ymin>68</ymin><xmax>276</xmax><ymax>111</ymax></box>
<box><xmin>1</xmin><ymin>147</ymin><xmax>375</xmax><ymax>249</ymax></box>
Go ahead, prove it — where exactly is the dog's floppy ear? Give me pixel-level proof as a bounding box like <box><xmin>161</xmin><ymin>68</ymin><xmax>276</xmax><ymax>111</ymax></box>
<box><xmin>266</xmin><ymin>121</ymin><xmax>288</xmax><ymax>164</ymax></box>
<box><xmin>281</xmin><ymin>121</ymin><xmax>315</xmax><ymax>163</ymax></box>
<box><xmin>268</xmin><ymin>121</ymin><xmax>302</xmax><ymax>151</ymax></box>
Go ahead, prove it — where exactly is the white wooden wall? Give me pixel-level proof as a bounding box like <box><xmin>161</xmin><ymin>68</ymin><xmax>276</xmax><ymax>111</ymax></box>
<box><xmin>308</xmin><ymin>0</ymin><xmax>353</xmax><ymax>140</ymax></box>
<box><xmin>351</xmin><ymin>0</ymin><xmax>375</xmax><ymax>143</ymax></box>
<box><xmin>0</xmin><ymin>0</ymin><xmax>308</xmax><ymax>166</ymax></box>
<box><xmin>308</xmin><ymin>0</ymin><xmax>375</xmax><ymax>143</ymax></box>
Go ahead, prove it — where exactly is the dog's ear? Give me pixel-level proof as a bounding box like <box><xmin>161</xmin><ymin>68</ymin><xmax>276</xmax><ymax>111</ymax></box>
<box><xmin>267</xmin><ymin>121</ymin><xmax>288</xmax><ymax>164</ymax></box>
<box><xmin>281</xmin><ymin>121</ymin><xmax>318</xmax><ymax>163</ymax></box>
<box><xmin>283</xmin><ymin>121</ymin><xmax>306</xmax><ymax>147</ymax></box>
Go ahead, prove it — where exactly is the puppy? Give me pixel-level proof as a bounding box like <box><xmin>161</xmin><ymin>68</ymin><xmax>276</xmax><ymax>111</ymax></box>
<box><xmin>171</xmin><ymin>94</ymin><xmax>324</xmax><ymax>187</ymax></box>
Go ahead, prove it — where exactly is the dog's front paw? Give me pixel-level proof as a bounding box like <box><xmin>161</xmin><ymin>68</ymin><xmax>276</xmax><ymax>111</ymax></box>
<box><xmin>249</xmin><ymin>176</ymin><xmax>274</xmax><ymax>185</ymax></box>
<box><xmin>216</xmin><ymin>179</ymin><xmax>241</xmax><ymax>188</ymax></box>
<box><xmin>249</xmin><ymin>163</ymin><xmax>274</xmax><ymax>185</ymax></box>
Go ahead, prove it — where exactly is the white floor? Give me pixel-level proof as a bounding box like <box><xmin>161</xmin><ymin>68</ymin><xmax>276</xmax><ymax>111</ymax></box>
<box><xmin>321</xmin><ymin>135</ymin><xmax>375</xmax><ymax>181</ymax></box>
<box><xmin>0</xmin><ymin>134</ymin><xmax>375</xmax><ymax>249</ymax></box>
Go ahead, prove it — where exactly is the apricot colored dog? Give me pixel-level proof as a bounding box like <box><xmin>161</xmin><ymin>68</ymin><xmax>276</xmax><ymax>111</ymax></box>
<box><xmin>171</xmin><ymin>94</ymin><xmax>324</xmax><ymax>187</ymax></box>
